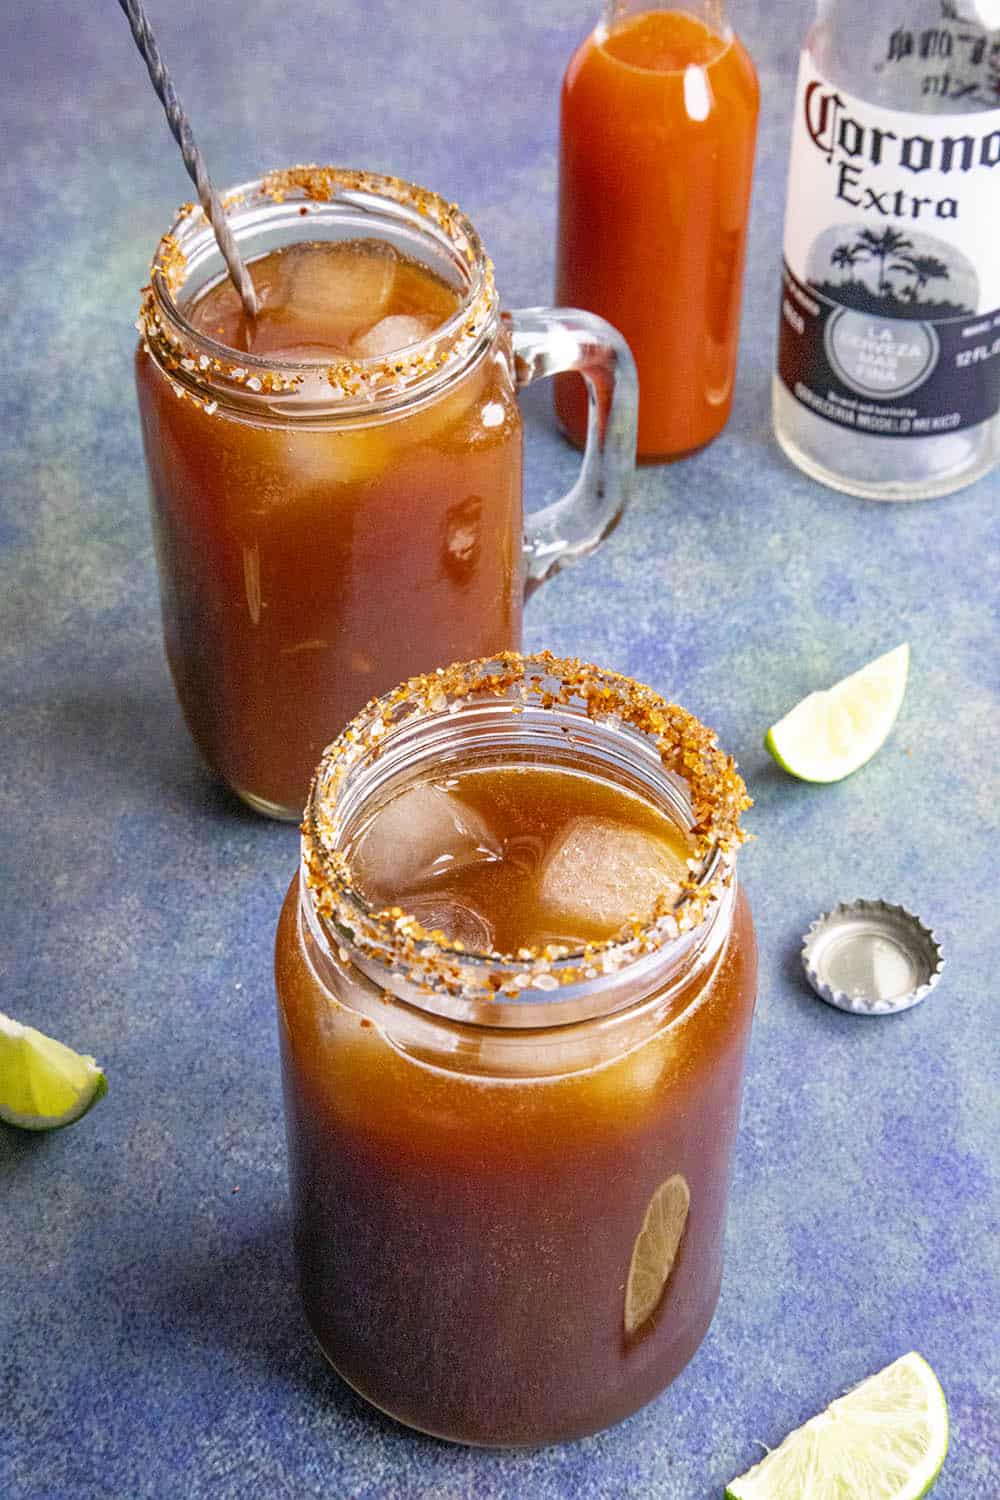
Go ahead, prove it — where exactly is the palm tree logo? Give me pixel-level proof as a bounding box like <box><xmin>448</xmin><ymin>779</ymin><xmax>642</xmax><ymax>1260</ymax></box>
<box><xmin>830</xmin><ymin>243</ymin><xmax>864</xmax><ymax>278</ymax></box>
<box><xmin>892</xmin><ymin>253</ymin><xmax>951</xmax><ymax>304</ymax></box>
<box><xmin>818</xmin><ymin>226</ymin><xmax>969</xmax><ymax>319</ymax></box>
<box><xmin>855</xmin><ymin>228</ymin><xmax>914</xmax><ymax>295</ymax></box>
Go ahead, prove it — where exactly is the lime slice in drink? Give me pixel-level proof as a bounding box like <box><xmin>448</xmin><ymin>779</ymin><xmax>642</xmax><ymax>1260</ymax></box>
<box><xmin>0</xmin><ymin>1011</ymin><xmax>107</xmax><ymax>1130</ymax></box>
<box><xmin>765</xmin><ymin>643</ymin><xmax>909</xmax><ymax>783</ymax></box>
<box><xmin>624</xmin><ymin>1172</ymin><xmax>690</xmax><ymax>1336</ymax></box>
<box><xmin>726</xmin><ymin>1352</ymin><xmax>948</xmax><ymax>1500</ymax></box>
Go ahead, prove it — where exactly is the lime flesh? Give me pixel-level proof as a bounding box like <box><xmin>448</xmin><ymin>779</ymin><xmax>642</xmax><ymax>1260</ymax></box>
<box><xmin>0</xmin><ymin>1011</ymin><xmax>107</xmax><ymax>1130</ymax></box>
<box><xmin>624</xmin><ymin>1173</ymin><xmax>690</xmax><ymax>1336</ymax></box>
<box><xmin>726</xmin><ymin>1352</ymin><xmax>948</xmax><ymax>1500</ymax></box>
<box><xmin>765</xmin><ymin>643</ymin><xmax>909</xmax><ymax>783</ymax></box>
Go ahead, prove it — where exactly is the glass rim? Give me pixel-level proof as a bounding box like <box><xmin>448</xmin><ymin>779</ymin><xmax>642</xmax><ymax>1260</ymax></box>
<box><xmin>137</xmin><ymin>165</ymin><xmax>499</xmax><ymax>418</ymax></box>
<box><xmin>302</xmin><ymin>652</ymin><xmax>751</xmax><ymax>1016</ymax></box>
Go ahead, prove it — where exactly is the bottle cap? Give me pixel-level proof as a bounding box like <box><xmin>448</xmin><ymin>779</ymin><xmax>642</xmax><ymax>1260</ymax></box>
<box><xmin>801</xmin><ymin>900</ymin><xmax>944</xmax><ymax>1016</ymax></box>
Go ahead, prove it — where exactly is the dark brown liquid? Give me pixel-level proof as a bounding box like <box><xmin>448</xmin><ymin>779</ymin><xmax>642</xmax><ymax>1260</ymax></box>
<box><xmin>187</xmin><ymin>239</ymin><xmax>461</xmax><ymax>360</ymax></box>
<box><xmin>136</xmin><ymin>240</ymin><xmax>523</xmax><ymax>818</ymax></box>
<box><xmin>348</xmin><ymin>763</ymin><xmax>692</xmax><ymax>953</ymax></box>
<box><xmin>276</xmin><ymin>761</ymin><xmax>757</xmax><ymax>1444</ymax></box>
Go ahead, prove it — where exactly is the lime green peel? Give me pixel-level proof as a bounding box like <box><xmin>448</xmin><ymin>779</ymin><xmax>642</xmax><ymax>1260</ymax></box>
<box><xmin>726</xmin><ymin>1352</ymin><xmax>948</xmax><ymax>1500</ymax></box>
<box><xmin>0</xmin><ymin>1011</ymin><xmax>107</xmax><ymax>1131</ymax></box>
<box><xmin>765</xmin><ymin>643</ymin><xmax>909</xmax><ymax>783</ymax></box>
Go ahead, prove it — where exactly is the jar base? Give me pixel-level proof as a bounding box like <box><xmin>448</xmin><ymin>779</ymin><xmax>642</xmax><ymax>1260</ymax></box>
<box><xmin>305</xmin><ymin>1286</ymin><xmax>721</xmax><ymax>1449</ymax></box>
<box><xmin>232</xmin><ymin>784</ymin><xmax>302</xmax><ymax>823</ymax></box>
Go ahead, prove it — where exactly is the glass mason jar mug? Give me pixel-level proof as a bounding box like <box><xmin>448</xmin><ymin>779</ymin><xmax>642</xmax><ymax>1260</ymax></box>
<box><xmin>275</xmin><ymin>652</ymin><xmax>757</xmax><ymax>1446</ymax></box>
<box><xmin>134</xmin><ymin>168</ymin><xmax>637</xmax><ymax>820</ymax></box>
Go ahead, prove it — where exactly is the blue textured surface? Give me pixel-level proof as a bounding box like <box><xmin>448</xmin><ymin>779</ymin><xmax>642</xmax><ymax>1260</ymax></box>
<box><xmin>1</xmin><ymin>2</ymin><xmax>998</xmax><ymax>1496</ymax></box>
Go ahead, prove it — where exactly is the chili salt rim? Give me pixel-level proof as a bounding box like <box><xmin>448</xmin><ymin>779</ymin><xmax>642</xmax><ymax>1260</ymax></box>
<box><xmin>136</xmin><ymin>165</ymin><xmax>499</xmax><ymax>415</ymax></box>
<box><xmin>302</xmin><ymin>652</ymin><xmax>751</xmax><ymax>1002</ymax></box>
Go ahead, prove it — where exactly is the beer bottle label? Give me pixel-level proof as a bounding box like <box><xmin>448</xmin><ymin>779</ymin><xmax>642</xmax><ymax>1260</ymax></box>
<box><xmin>778</xmin><ymin>52</ymin><xmax>1000</xmax><ymax>437</ymax></box>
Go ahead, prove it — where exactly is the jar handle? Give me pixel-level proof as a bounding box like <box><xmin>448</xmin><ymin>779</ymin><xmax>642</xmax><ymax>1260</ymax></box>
<box><xmin>504</xmin><ymin>308</ymin><xmax>638</xmax><ymax>597</ymax></box>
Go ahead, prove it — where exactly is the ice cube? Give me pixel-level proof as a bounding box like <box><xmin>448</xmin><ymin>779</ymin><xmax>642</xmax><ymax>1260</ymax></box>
<box><xmin>351</xmin><ymin>313</ymin><xmax>439</xmax><ymax>360</ymax></box>
<box><xmin>279</xmin><ymin>240</ymin><xmax>399</xmax><ymax>336</ymax></box>
<box><xmin>350</xmin><ymin>782</ymin><xmax>501</xmax><ymax>902</ymax></box>
<box><xmin>537</xmin><ymin>818</ymin><xmax>688</xmax><ymax>938</ymax></box>
<box><xmin>232</xmin><ymin>420</ymin><xmax>394</xmax><ymax>504</ymax></box>
<box><xmin>296</xmin><ymin>421</ymin><xmax>395</xmax><ymax>489</ymax></box>
<box><xmin>402</xmin><ymin>892</ymin><xmax>494</xmax><ymax>953</ymax></box>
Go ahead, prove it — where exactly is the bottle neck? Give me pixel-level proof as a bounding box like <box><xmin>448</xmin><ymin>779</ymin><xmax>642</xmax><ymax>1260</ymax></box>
<box><xmin>603</xmin><ymin>0</ymin><xmax>730</xmax><ymax>34</ymax></box>
<box><xmin>807</xmin><ymin>0</ymin><xmax>1000</xmax><ymax>113</ymax></box>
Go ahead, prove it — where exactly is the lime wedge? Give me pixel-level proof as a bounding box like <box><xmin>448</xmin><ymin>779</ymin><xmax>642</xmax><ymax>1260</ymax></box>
<box><xmin>765</xmin><ymin>643</ymin><xmax>909</xmax><ymax>783</ymax></box>
<box><xmin>726</xmin><ymin>1352</ymin><xmax>948</xmax><ymax>1500</ymax></box>
<box><xmin>624</xmin><ymin>1173</ymin><xmax>690</xmax><ymax>1336</ymax></box>
<box><xmin>0</xmin><ymin>1011</ymin><xmax>107</xmax><ymax>1131</ymax></box>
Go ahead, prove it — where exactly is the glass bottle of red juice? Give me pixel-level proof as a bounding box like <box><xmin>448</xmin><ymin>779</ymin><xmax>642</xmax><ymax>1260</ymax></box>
<box><xmin>555</xmin><ymin>1</ymin><xmax>759</xmax><ymax>460</ymax></box>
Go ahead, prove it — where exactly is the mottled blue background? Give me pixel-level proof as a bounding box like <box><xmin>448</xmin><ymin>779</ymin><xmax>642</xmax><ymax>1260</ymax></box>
<box><xmin>1</xmin><ymin>1</ymin><xmax>997</xmax><ymax>1496</ymax></box>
